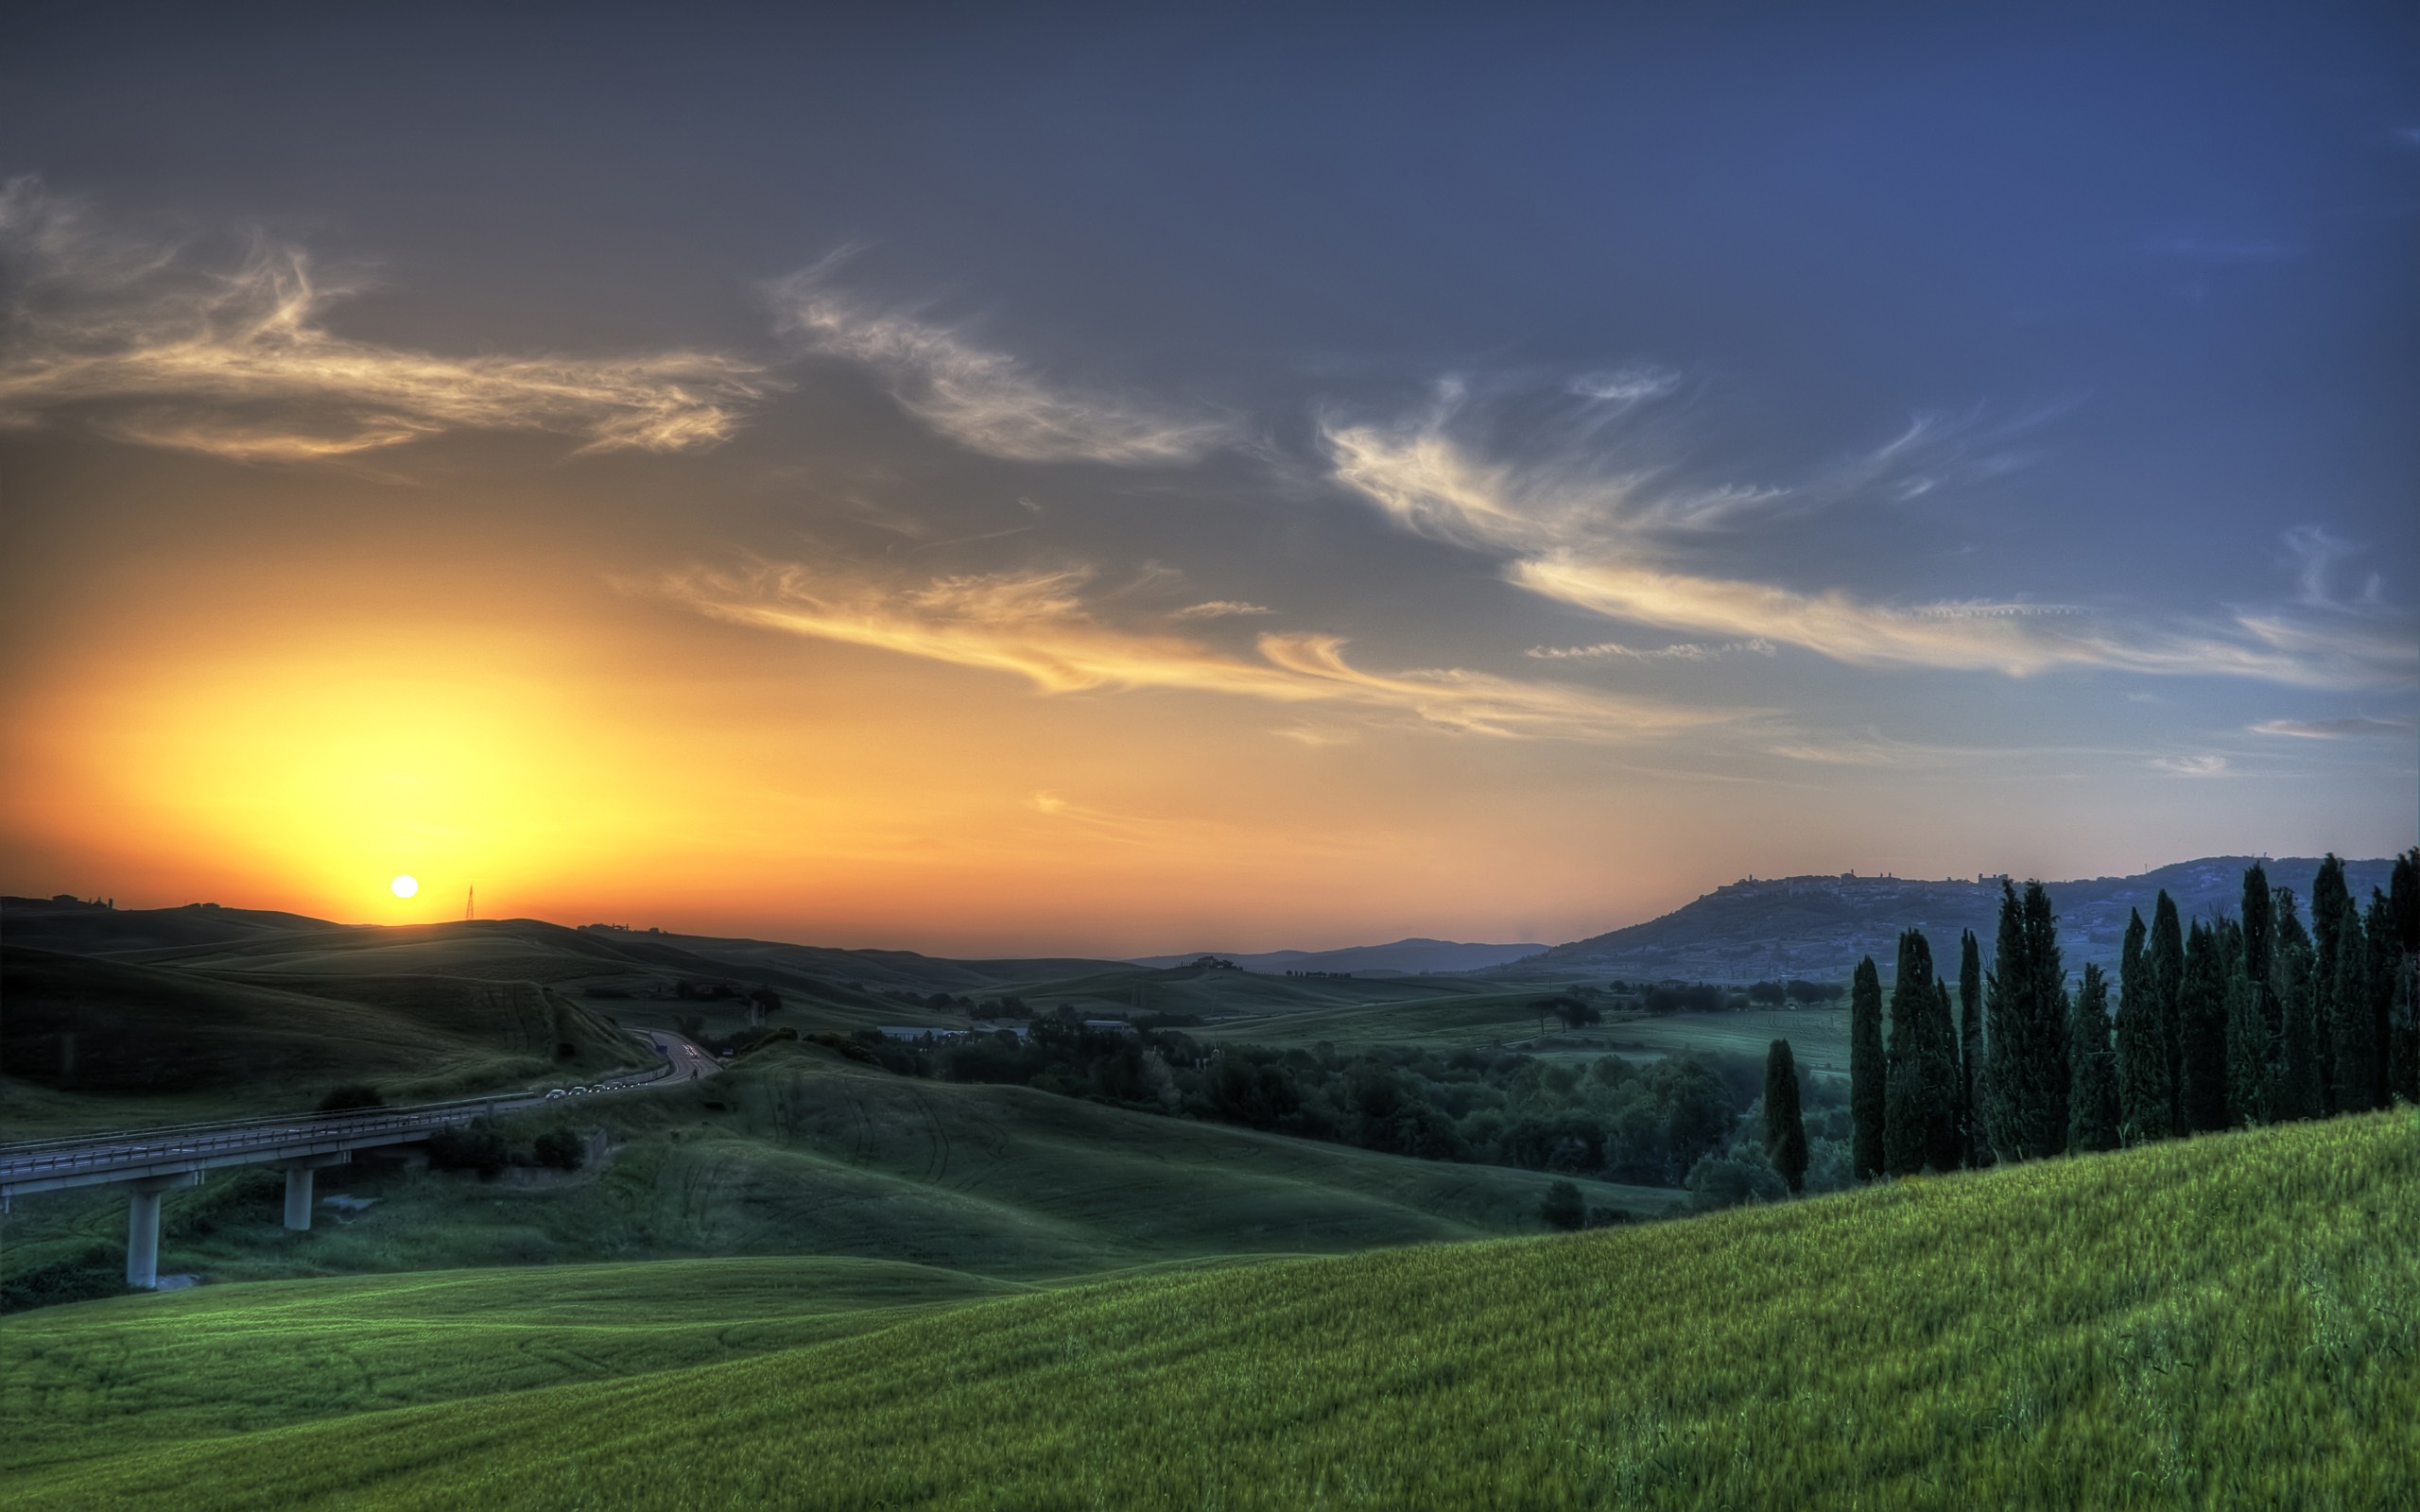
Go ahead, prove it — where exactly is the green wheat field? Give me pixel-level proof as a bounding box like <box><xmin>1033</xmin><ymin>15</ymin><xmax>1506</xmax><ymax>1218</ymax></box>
<box><xmin>5</xmin><ymin>1110</ymin><xmax>2412</xmax><ymax>1510</ymax></box>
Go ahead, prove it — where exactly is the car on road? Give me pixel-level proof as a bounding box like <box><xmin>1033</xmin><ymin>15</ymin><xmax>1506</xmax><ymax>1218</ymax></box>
<box><xmin>545</xmin><ymin>1089</ymin><xmax>567</xmax><ymax>1099</ymax></box>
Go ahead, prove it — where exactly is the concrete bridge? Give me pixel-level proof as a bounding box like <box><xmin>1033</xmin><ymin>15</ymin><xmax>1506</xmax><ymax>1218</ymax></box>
<box><xmin>0</xmin><ymin>1030</ymin><xmax>713</xmax><ymax>1288</ymax></box>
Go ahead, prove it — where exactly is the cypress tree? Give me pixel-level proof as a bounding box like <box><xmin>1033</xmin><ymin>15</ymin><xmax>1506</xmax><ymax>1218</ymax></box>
<box><xmin>2114</xmin><ymin>908</ymin><xmax>2170</xmax><ymax>1143</ymax></box>
<box><xmin>1983</xmin><ymin>880</ymin><xmax>2070</xmax><ymax>1160</ymax></box>
<box><xmin>2241</xmin><ymin>864</ymin><xmax>2281</xmax><ymax>1117</ymax></box>
<box><xmin>1958</xmin><ymin>929</ymin><xmax>1983</xmax><ymax>1167</ymax></box>
<box><xmin>1883</xmin><ymin>930</ymin><xmax>1937</xmax><ymax>1177</ymax></box>
<box><xmin>2274</xmin><ymin>890</ymin><xmax>2323</xmax><ymax>1122</ymax></box>
<box><xmin>2148</xmin><ymin>890</ymin><xmax>2185</xmax><ymax>1134</ymax></box>
<box><xmin>2311</xmin><ymin>854</ymin><xmax>2348</xmax><ymax>1111</ymax></box>
<box><xmin>1849</xmin><ymin>955</ymin><xmax>1884</xmax><ymax>1181</ymax></box>
<box><xmin>2177</xmin><ymin>921</ymin><xmax>2230</xmax><ymax>1132</ymax></box>
<box><xmin>2393</xmin><ymin>848</ymin><xmax>2420</xmax><ymax>954</ymax></box>
<box><xmin>2389</xmin><ymin>956</ymin><xmax>2419</xmax><ymax>1108</ymax></box>
<box><xmin>1926</xmin><ymin>979</ymin><xmax>1962</xmax><ymax>1172</ymax></box>
<box><xmin>2364</xmin><ymin>890</ymin><xmax>2398</xmax><ymax>1109</ymax></box>
<box><xmin>2223</xmin><ymin>962</ymin><xmax>2264</xmax><ymax>1125</ymax></box>
<box><xmin>1763</xmin><ymin>1039</ymin><xmax>1808</xmax><ymax>1194</ymax></box>
<box><xmin>2329</xmin><ymin>897</ymin><xmax>2373</xmax><ymax>1112</ymax></box>
<box><xmin>2066</xmin><ymin>962</ymin><xmax>2119</xmax><ymax>1153</ymax></box>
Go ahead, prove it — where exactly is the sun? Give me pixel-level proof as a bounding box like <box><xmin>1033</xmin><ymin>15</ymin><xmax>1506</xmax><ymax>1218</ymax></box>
<box><xmin>390</xmin><ymin>873</ymin><xmax>419</xmax><ymax>899</ymax></box>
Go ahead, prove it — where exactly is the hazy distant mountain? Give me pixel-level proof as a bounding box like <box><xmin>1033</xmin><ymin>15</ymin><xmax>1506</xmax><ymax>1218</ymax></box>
<box><xmin>1131</xmin><ymin>937</ymin><xmax>1547</xmax><ymax>976</ymax></box>
<box><xmin>1532</xmin><ymin>856</ymin><xmax>2400</xmax><ymax>983</ymax></box>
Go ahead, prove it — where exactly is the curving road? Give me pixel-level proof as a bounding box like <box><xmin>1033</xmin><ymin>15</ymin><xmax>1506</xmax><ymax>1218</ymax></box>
<box><xmin>0</xmin><ymin>1027</ymin><xmax>723</xmax><ymax>1285</ymax></box>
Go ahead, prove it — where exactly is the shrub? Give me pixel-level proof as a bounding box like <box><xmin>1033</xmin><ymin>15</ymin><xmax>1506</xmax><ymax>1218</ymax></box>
<box><xmin>427</xmin><ymin>1118</ymin><xmax>510</xmax><ymax>1177</ymax></box>
<box><xmin>316</xmin><ymin>1083</ymin><xmax>384</xmax><ymax>1114</ymax></box>
<box><xmin>1539</xmin><ymin>1179</ymin><xmax>1586</xmax><ymax>1231</ymax></box>
<box><xmin>0</xmin><ymin>1246</ymin><xmax>125</xmax><ymax>1314</ymax></box>
<box><xmin>1683</xmin><ymin>1153</ymin><xmax>1788</xmax><ymax>1211</ymax></box>
<box><xmin>531</xmin><ymin>1128</ymin><xmax>586</xmax><ymax>1171</ymax></box>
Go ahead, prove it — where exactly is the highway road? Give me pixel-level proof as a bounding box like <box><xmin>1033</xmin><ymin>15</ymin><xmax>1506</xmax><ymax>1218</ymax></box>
<box><xmin>0</xmin><ymin>1026</ymin><xmax>722</xmax><ymax>1200</ymax></box>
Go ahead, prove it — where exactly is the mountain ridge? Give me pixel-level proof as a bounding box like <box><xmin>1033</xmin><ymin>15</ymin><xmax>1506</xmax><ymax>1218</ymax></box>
<box><xmin>1530</xmin><ymin>854</ymin><xmax>2401</xmax><ymax>982</ymax></box>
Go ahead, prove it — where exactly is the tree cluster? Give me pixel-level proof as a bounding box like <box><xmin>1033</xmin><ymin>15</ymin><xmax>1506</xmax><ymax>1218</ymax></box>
<box><xmin>862</xmin><ymin>1006</ymin><xmax>1831</xmax><ymax>1203</ymax></box>
<box><xmin>1840</xmin><ymin>849</ymin><xmax>2420</xmax><ymax>1179</ymax></box>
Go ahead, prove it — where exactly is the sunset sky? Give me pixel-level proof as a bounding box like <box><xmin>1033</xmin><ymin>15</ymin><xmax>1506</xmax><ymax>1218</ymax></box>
<box><xmin>3</xmin><ymin>4</ymin><xmax>2413</xmax><ymax>956</ymax></box>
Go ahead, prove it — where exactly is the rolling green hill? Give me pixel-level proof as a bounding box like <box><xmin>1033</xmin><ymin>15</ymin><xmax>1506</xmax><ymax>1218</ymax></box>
<box><xmin>0</xmin><ymin>946</ymin><xmax>641</xmax><ymax>1136</ymax></box>
<box><xmin>5</xmin><ymin>1113</ymin><xmax>2411</xmax><ymax>1509</ymax></box>
<box><xmin>4</xmin><ymin>1041</ymin><xmax>1672</xmax><ymax>1293</ymax></box>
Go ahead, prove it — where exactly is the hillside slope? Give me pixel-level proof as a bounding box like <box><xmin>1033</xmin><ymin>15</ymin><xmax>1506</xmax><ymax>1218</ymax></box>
<box><xmin>0</xmin><ymin>946</ymin><xmax>637</xmax><ymax>1135</ymax></box>
<box><xmin>2</xmin><ymin>1041</ymin><xmax>1668</xmax><ymax>1293</ymax></box>
<box><xmin>5</xmin><ymin>1113</ymin><xmax>2411</xmax><ymax>1509</ymax></box>
<box><xmin>1132</xmin><ymin>937</ymin><xmax>1547</xmax><ymax>974</ymax></box>
<box><xmin>1539</xmin><ymin>854</ymin><xmax>2399</xmax><ymax>981</ymax></box>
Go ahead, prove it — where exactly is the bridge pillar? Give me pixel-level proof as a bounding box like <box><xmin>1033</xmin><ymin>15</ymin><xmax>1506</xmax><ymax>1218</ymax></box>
<box><xmin>278</xmin><ymin>1153</ymin><xmax>352</xmax><ymax>1231</ymax></box>
<box><xmin>124</xmin><ymin>1172</ymin><xmax>199</xmax><ymax>1289</ymax></box>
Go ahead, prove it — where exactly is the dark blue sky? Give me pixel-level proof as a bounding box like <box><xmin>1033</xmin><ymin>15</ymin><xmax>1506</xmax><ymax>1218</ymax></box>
<box><xmin>3</xmin><ymin>2</ymin><xmax>2412</xmax><ymax>948</ymax></box>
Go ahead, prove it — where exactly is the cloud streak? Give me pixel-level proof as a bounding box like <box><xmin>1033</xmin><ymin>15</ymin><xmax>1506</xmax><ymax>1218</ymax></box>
<box><xmin>0</xmin><ymin>180</ymin><xmax>769</xmax><ymax>459</ymax></box>
<box><xmin>1324</xmin><ymin>399</ymin><xmax>2415</xmax><ymax>692</ymax></box>
<box><xmin>769</xmin><ymin>263</ymin><xmax>1231</xmax><ymax>465</ymax></box>
<box><xmin>658</xmin><ymin>560</ymin><xmax>1740</xmax><ymax>742</ymax></box>
<box><xmin>2247</xmin><ymin>714</ymin><xmax>2416</xmax><ymax>741</ymax></box>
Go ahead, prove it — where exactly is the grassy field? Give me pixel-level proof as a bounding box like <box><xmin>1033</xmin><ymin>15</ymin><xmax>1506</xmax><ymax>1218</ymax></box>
<box><xmin>1195</xmin><ymin>992</ymin><xmax>1855</xmax><ymax>1073</ymax></box>
<box><xmin>4</xmin><ymin>1042</ymin><xmax>1673</xmax><ymax>1290</ymax></box>
<box><xmin>0</xmin><ymin>946</ymin><xmax>644</xmax><ymax>1138</ymax></box>
<box><xmin>0</xmin><ymin>1255</ymin><xmax>1021</xmax><ymax>1475</ymax></box>
<box><xmin>4</xmin><ymin>1111</ymin><xmax>2411</xmax><ymax>1508</ymax></box>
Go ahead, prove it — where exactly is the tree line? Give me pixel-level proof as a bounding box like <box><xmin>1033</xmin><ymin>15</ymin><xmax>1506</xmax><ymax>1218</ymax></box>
<box><xmin>1798</xmin><ymin>850</ymin><xmax>2420</xmax><ymax>1180</ymax></box>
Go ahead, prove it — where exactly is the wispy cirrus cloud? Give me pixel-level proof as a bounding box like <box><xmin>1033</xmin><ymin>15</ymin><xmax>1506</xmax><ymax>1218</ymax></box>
<box><xmin>0</xmin><ymin>179</ymin><xmax>769</xmax><ymax>459</ymax></box>
<box><xmin>768</xmin><ymin>260</ymin><xmax>1232</xmax><ymax>466</ymax></box>
<box><xmin>655</xmin><ymin>560</ymin><xmax>1740</xmax><ymax>742</ymax></box>
<box><xmin>1526</xmin><ymin>638</ymin><xmax>1775</xmax><ymax>662</ymax></box>
<box><xmin>1322</xmin><ymin>390</ymin><xmax>2415</xmax><ymax>692</ymax></box>
<box><xmin>1172</xmin><ymin>599</ymin><xmax>1274</xmax><ymax>619</ymax></box>
<box><xmin>2247</xmin><ymin>713</ymin><xmax>2416</xmax><ymax>740</ymax></box>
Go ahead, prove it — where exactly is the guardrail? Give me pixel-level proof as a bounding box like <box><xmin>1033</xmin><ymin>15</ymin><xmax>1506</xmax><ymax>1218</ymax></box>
<box><xmin>0</xmin><ymin>1031</ymin><xmax>680</xmax><ymax>1176</ymax></box>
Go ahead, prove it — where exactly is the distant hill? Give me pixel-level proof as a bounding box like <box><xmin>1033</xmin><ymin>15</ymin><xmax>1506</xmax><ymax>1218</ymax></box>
<box><xmin>1533</xmin><ymin>855</ymin><xmax>2401</xmax><ymax>982</ymax></box>
<box><xmin>1130</xmin><ymin>937</ymin><xmax>1546</xmax><ymax>975</ymax></box>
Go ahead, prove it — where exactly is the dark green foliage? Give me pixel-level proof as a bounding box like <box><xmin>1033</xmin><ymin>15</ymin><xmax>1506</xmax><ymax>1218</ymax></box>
<box><xmin>1637</xmin><ymin>983</ymin><xmax>1725</xmax><ymax>1014</ymax></box>
<box><xmin>1883</xmin><ymin>930</ymin><xmax>1937</xmax><ymax>1177</ymax></box>
<box><xmin>2274</xmin><ymin>892</ymin><xmax>2324</xmax><ymax>1122</ymax></box>
<box><xmin>2114</xmin><ymin>909</ymin><xmax>2170</xmax><ymax>1143</ymax></box>
<box><xmin>2364</xmin><ymin>890</ymin><xmax>2398</xmax><ymax>1109</ymax></box>
<box><xmin>2066</xmin><ymin>964</ymin><xmax>2119</xmax><ymax>1154</ymax></box>
<box><xmin>1683</xmin><ymin>1154</ymin><xmax>1787</xmax><ymax>1211</ymax></box>
<box><xmin>0</xmin><ymin>1245</ymin><xmax>126</xmax><ymax>1314</ymax></box>
<box><xmin>2393</xmin><ymin>848</ymin><xmax>2420</xmax><ymax>954</ymax></box>
<box><xmin>532</xmin><ymin>1127</ymin><xmax>586</xmax><ymax>1171</ymax></box>
<box><xmin>1538</xmin><ymin>1179</ymin><xmax>1584</xmax><ymax>1231</ymax></box>
<box><xmin>2235</xmin><ymin>863</ymin><xmax>2282</xmax><ymax>1124</ymax></box>
<box><xmin>1926</xmin><ymin>980</ymin><xmax>1962</xmax><ymax>1172</ymax></box>
<box><xmin>315</xmin><ymin>1082</ymin><xmax>384</xmax><ymax>1114</ymax></box>
<box><xmin>2329</xmin><ymin>897</ymin><xmax>2374</xmax><ymax>1113</ymax></box>
<box><xmin>427</xmin><ymin>1117</ymin><xmax>510</xmax><ymax>1177</ymax></box>
<box><xmin>2389</xmin><ymin>956</ymin><xmax>2419</xmax><ymax>1108</ymax></box>
<box><xmin>1763</xmin><ymin>1039</ymin><xmax>1807</xmax><ymax>1194</ymax></box>
<box><xmin>942</xmin><ymin>1009</ymin><xmax>1746</xmax><ymax>1187</ymax></box>
<box><xmin>1849</xmin><ymin>955</ymin><xmax>1885</xmax><ymax>1180</ymax></box>
<box><xmin>2148</xmin><ymin>890</ymin><xmax>2185</xmax><ymax>1134</ymax></box>
<box><xmin>2311</xmin><ymin>854</ymin><xmax>2348</xmax><ymax>1112</ymax></box>
<box><xmin>1958</xmin><ymin>930</ymin><xmax>1983</xmax><ymax>1166</ymax></box>
<box><xmin>2177</xmin><ymin>922</ymin><xmax>2230</xmax><ymax>1133</ymax></box>
<box><xmin>2223</xmin><ymin>965</ymin><xmax>2267</xmax><ymax>1126</ymax></box>
<box><xmin>1982</xmin><ymin>881</ymin><xmax>2069</xmax><ymax>1162</ymax></box>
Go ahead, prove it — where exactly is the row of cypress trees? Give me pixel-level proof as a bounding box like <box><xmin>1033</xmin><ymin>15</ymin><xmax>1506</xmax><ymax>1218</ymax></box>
<box><xmin>1833</xmin><ymin>849</ymin><xmax>2420</xmax><ymax>1177</ymax></box>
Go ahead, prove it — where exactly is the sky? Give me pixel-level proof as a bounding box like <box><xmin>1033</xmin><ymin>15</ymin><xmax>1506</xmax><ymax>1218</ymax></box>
<box><xmin>2</xmin><ymin>2</ymin><xmax>2413</xmax><ymax>956</ymax></box>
